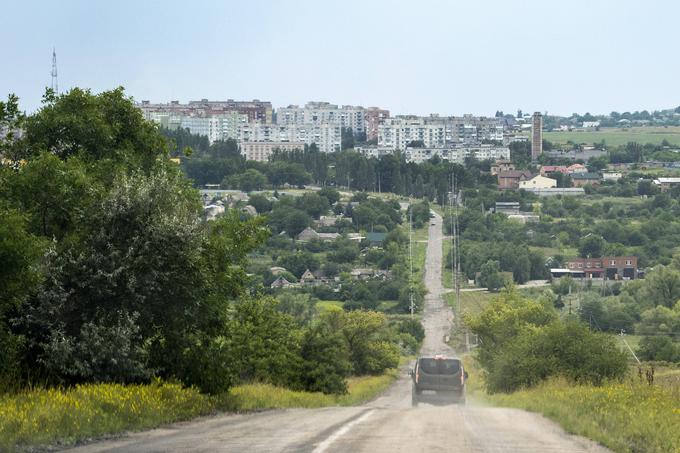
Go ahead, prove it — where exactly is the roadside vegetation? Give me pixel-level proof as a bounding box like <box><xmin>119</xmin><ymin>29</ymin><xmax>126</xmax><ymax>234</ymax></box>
<box><xmin>0</xmin><ymin>89</ymin><xmax>425</xmax><ymax>450</ymax></box>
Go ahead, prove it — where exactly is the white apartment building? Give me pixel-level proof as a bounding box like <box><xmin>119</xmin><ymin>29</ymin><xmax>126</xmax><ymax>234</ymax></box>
<box><xmin>378</xmin><ymin>117</ymin><xmax>448</xmax><ymax>149</ymax></box>
<box><xmin>237</xmin><ymin>123</ymin><xmax>341</xmax><ymax>153</ymax></box>
<box><xmin>240</xmin><ymin>141</ymin><xmax>306</xmax><ymax>162</ymax></box>
<box><xmin>378</xmin><ymin>115</ymin><xmax>504</xmax><ymax>150</ymax></box>
<box><xmin>403</xmin><ymin>145</ymin><xmax>510</xmax><ymax>164</ymax></box>
<box><xmin>276</xmin><ymin>102</ymin><xmax>367</xmax><ymax>134</ymax></box>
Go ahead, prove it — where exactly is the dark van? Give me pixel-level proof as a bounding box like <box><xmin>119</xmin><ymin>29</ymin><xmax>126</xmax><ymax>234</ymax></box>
<box><xmin>409</xmin><ymin>356</ymin><xmax>467</xmax><ymax>406</ymax></box>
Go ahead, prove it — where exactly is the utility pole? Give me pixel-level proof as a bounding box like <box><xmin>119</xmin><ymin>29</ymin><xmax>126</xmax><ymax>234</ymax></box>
<box><xmin>620</xmin><ymin>330</ymin><xmax>641</xmax><ymax>364</ymax></box>
<box><xmin>51</xmin><ymin>47</ymin><xmax>58</xmax><ymax>94</ymax></box>
<box><xmin>409</xmin><ymin>207</ymin><xmax>414</xmax><ymax>316</ymax></box>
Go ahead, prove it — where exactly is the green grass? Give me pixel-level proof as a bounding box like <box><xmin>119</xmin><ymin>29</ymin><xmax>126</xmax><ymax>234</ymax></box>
<box><xmin>0</xmin><ymin>380</ymin><xmax>214</xmax><ymax>451</ymax></box>
<box><xmin>530</xmin><ymin>245</ymin><xmax>578</xmax><ymax>259</ymax></box>
<box><xmin>315</xmin><ymin>300</ymin><xmax>343</xmax><ymax>313</ymax></box>
<box><xmin>217</xmin><ymin>370</ymin><xmax>399</xmax><ymax>411</ymax></box>
<box><xmin>445</xmin><ymin>290</ymin><xmax>497</xmax><ymax>316</ymax></box>
<box><xmin>488</xmin><ymin>377</ymin><xmax>680</xmax><ymax>452</ymax></box>
<box><xmin>541</xmin><ymin>126</ymin><xmax>680</xmax><ymax>147</ymax></box>
<box><xmin>0</xmin><ymin>369</ymin><xmax>401</xmax><ymax>451</ymax></box>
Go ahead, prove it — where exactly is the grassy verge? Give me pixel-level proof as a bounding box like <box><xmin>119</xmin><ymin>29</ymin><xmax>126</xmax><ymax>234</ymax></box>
<box><xmin>488</xmin><ymin>377</ymin><xmax>680</xmax><ymax>453</ymax></box>
<box><xmin>217</xmin><ymin>370</ymin><xmax>399</xmax><ymax>411</ymax></box>
<box><xmin>0</xmin><ymin>370</ymin><xmax>400</xmax><ymax>451</ymax></box>
<box><xmin>0</xmin><ymin>380</ymin><xmax>213</xmax><ymax>451</ymax></box>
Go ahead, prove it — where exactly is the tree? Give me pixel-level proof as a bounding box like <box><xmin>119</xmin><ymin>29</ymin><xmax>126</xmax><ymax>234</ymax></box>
<box><xmin>341</xmin><ymin>127</ymin><xmax>355</xmax><ymax>150</ymax></box>
<box><xmin>318</xmin><ymin>187</ymin><xmax>341</xmax><ymax>205</ymax></box>
<box><xmin>297</xmin><ymin>323</ymin><xmax>351</xmax><ymax>394</ymax></box>
<box><xmin>268</xmin><ymin>207</ymin><xmax>311</xmax><ymax>237</ymax></box>
<box><xmin>248</xmin><ymin>194</ymin><xmax>273</xmax><ymax>214</ymax></box>
<box><xmin>642</xmin><ymin>266</ymin><xmax>680</xmax><ymax>308</ymax></box>
<box><xmin>24</xmin><ymin>87</ymin><xmax>165</xmax><ymax>169</ymax></box>
<box><xmin>479</xmin><ymin>260</ymin><xmax>504</xmax><ymax>291</ymax></box>
<box><xmin>210</xmin><ymin>139</ymin><xmax>240</xmax><ymax>159</ymax></box>
<box><xmin>233</xmin><ymin>168</ymin><xmax>268</xmax><ymax>192</ymax></box>
<box><xmin>578</xmin><ymin>234</ymin><xmax>606</xmax><ymax>258</ymax></box>
<box><xmin>297</xmin><ymin>192</ymin><xmax>330</xmax><ymax>219</ymax></box>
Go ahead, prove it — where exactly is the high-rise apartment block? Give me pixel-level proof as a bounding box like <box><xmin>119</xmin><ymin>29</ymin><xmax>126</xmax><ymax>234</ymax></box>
<box><xmin>237</xmin><ymin>123</ymin><xmax>341</xmax><ymax>154</ymax></box>
<box><xmin>377</xmin><ymin>115</ymin><xmax>503</xmax><ymax>150</ymax></box>
<box><xmin>532</xmin><ymin>112</ymin><xmax>543</xmax><ymax>160</ymax></box>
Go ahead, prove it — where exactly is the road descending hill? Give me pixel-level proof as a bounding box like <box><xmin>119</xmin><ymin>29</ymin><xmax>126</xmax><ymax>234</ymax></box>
<box><xmin>67</xmin><ymin>213</ymin><xmax>610</xmax><ymax>453</ymax></box>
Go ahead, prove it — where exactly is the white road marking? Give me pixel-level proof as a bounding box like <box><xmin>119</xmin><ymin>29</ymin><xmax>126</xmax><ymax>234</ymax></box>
<box><xmin>312</xmin><ymin>410</ymin><xmax>375</xmax><ymax>453</ymax></box>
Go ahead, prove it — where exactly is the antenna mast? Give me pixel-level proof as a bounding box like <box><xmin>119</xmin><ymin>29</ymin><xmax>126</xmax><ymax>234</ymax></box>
<box><xmin>51</xmin><ymin>48</ymin><xmax>58</xmax><ymax>94</ymax></box>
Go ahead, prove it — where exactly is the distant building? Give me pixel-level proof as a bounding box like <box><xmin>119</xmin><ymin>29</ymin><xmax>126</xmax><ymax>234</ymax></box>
<box><xmin>562</xmin><ymin>256</ymin><xmax>638</xmax><ymax>280</ymax></box>
<box><xmin>491</xmin><ymin>159</ymin><xmax>514</xmax><ymax>176</ymax></box>
<box><xmin>494</xmin><ymin>202</ymin><xmax>520</xmax><ymax>215</ymax></box>
<box><xmin>497</xmin><ymin>170</ymin><xmax>533</xmax><ymax>190</ymax></box>
<box><xmin>524</xmin><ymin>187</ymin><xmax>585</xmax><ymax>197</ymax></box>
<box><xmin>571</xmin><ymin>172</ymin><xmax>601</xmax><ymax>187</ymax></box>
<box><xmin>296</xmin><ymin>227</ymin><xmax>341</xmax><ymax>242</ymax></box>
<box><xmin>601</xmin><ymin>172</ymin><xmax>623</xmax><ymax>181</ymax></box>
<box><xmin>240</xmin><ymin>141</ymin><xmax>305</xmax><ymax>162</ymax></box>
<box><xmin>531</xmin><ymin>112</ymin><xmax>542</xmax><ymax>160</ymax></box>
<box><xmin>237</xmin><ymin>123</ymin><xmax>341</xmax><ymax>153</ymax></box>
<box><xmin>540</xmin><ymin>165</ymin><xmax>569</xmax><ymax>176</ymax></box>
<box><xmin>653</xmin><ymin>177</ymin><xmax>680</xmax><ymax>192</ymax></box>
<box><xmin>270</xmin><ymin>276</ymin><xmax>293</xmax><ymax>289</ymax></box>
<box><xmin>366</xmin><ymin>232</ymin><xmax>387</xmax><ymax>247</ymax></box>
<box><xmin>518</xmin><ymin>175</ymin><xmax>557</xmax><ymax>190</ymax></box>
<box><xmin>567</xmin><ymin>163</ymin><xmax>588</xmax><ymax>174</ymax></box>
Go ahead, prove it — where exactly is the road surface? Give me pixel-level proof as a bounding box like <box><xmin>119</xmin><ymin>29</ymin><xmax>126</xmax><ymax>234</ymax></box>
<box><xmin>66</xmin><ymin>212</ymin><xmax>609</xmax><ymax>453</ymax></box>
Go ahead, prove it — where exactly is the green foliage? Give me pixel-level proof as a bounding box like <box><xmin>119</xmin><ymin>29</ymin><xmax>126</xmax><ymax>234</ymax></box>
<box><xmin>466</xmin><ymin>288</ymin><xmax>627</xmax><ymax>393</ymax></box>
<box><xmin>24</xmin><ymin>87</ymin><xmax>165</xmax><ymax>168</ymax></box>
<box><xmin>637</xmin><ymin>336</ymin><xmax>680</xmax><ymax>362</ymax></box>
<box><xmin>297</xmin><ymin>323</ymin><xmax>351</xmax><ymax>394</ymax></box>
<box><xmin>578</xmin><ymin>234</ymin><xmax>606</xmax><ymax>258</ymax></box>
<box><xmin>408</xmin><ymin>200</ymin><xmax>430</xmax><ymax>228</ymax></box>
<box><xmin>478</xmin><ymin>260</ymin><xmax>505</xmax><ymax>290</ymax></box>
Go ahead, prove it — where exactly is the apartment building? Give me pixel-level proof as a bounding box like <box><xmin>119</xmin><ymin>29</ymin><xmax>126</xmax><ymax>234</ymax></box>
<box><xmin>237</xmin><ymin>123</ymin><xmax>341</xmax><ymax>153</ymax></box>
<box><xmin>378</xmin><ymin>115</ymin><xmax>504</xmax><ymax>150</ymax></box>
<box><xmin>276</xmin><ymin>102</ymin><xmax>375</xmax><ymax>136</ymax></box>
<box><xmin>240</xmin><ymin>141</ymin><xmax>305</xmax><ymax>162</ymax></box>
<box><xmin>403</xmin><ymin>144</ymin><xmax>510</xmax><ymax>164</ymax></box>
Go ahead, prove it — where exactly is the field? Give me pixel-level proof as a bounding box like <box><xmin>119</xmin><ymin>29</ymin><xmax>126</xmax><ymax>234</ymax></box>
<box><xmin>541</xmin><ymin>126</ymin><xmax>680</xmax><ymax>147</ymax></box>
<box><xmin>445</xmin><ymin>290</ymin><xmax>497</xmax><ymax>317</ymax></box>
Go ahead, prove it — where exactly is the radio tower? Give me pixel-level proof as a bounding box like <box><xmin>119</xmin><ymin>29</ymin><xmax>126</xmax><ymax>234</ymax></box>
<box><xmin>51</xmin><ymin>48</ymin><xmax>58</xmax><ymax>94</ymax></box>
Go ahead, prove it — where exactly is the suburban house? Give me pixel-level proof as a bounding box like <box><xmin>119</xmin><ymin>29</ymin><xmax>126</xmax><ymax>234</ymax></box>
<box><xmin>497</xmin><ymin>170</ymin><xmax>533</xmax><ymax>190</ymax></box>
<box><xmin>366</xmin><ymin>232</ymin><xmax>387</xmax><ymax>247</ymax></box>
<box><xmin>519</xmin><ymin>175</ymin><xmax>557</xmax><ymax>190</ymax></box>
<box><xmin>491</xmin><ymin>159</ymin><xmax>515</xmax><ymax>176</ymax></box>
<box><xmin>553</xmin><ymin>256</ymin><xmax>639</xmax><ymax>280</ymax></box>
<box><xmin>270</xmin><ymin>276</ymin><xmax>293</xmax><ymax>289</ymax></box>
<box><xmin>539</xmin><ymin>165</ymin><xmax>568</xmax><ymax>176</ymax></box>
<box><xmin>566</xmin><ymin>163</ymin><xmax>588</xmax><ymax>174</ymax></box>
<box><xmin>653</xmin><ymin>177</ymin><xmax>680</xmax><ymax>192</ymax></box>
<box><xmin>314</xmin><ymin>215</ymin><xmax>349</xmax><ymax>228</ymax></box>
<box><xmin>296</xmin><ymin>227</ymin><xmax>341</xmax><ymax>242</ymax></box>
<box><xmin>299</xmin><ymin>269</ymin><xmax>318</xmax><ymax>286</ymax></box>
<box><xmin>571</xmin><ymin>172</ymin><xmax>601</xmax><ymax>187</ymax></box>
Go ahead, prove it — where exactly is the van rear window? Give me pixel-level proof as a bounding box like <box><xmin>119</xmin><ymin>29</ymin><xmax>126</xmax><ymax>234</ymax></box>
<box><xmin>419</xmin><ymin>358</ymin><xmax>460</xmax><ymax>375</ymax></box>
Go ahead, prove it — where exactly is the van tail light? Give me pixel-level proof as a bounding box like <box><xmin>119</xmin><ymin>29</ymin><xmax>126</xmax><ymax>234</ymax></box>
<box><xmin>415</xmin><ymin>370</ymin><xmax>419</xmax><ymax>384</ymax></box>
<box><xmin>460</xmin><ymin>369</ymin><xmax>465</xmax><ymax>386</ymax></box>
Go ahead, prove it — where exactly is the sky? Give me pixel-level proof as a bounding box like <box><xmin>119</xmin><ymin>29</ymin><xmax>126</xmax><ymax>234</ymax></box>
<box><xmin>2</xmin><ymin>0</ymin><xmax>679</xmax><ymax>116</ymax></box>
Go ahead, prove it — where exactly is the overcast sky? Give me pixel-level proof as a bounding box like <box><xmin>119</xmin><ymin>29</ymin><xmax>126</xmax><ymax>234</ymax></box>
<box><xmin>3</xmin><ymin>0</ymin><xmax>678</xmax><ymax>116</ymax></box>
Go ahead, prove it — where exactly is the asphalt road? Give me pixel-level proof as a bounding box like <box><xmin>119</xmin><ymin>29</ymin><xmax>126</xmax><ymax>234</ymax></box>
<box><xmin>66</xmin><ymin>213</ymin><xmax>610</xmax><ymax>453</ymax></box>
